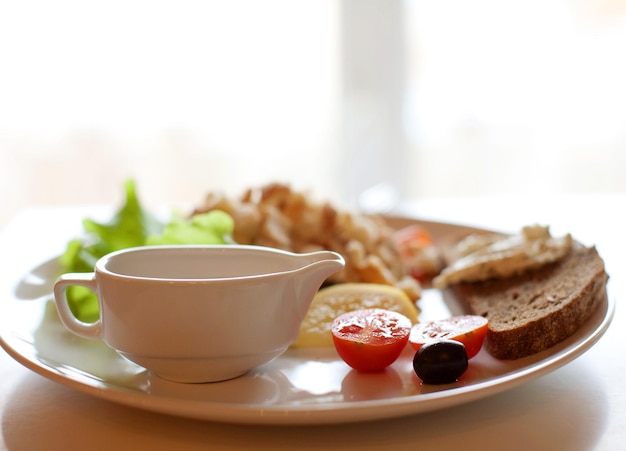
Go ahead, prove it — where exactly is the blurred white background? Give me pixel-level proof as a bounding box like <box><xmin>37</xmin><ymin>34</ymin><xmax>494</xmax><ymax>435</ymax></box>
<box><xmin>1</xmin><ymin>0</ymin><xmax>625</xmax><ymax>227</ymax></box>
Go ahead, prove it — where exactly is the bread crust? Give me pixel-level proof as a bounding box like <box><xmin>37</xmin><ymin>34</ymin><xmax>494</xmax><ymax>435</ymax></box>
<box><xmin>447</xmin><ymin>243</ymin><xmax>608</xmax><ymax>359</ymax></box>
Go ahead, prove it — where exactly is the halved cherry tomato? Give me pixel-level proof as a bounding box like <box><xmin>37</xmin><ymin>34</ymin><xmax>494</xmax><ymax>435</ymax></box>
<box><xmin>331</xmin><ymin>308</ymin><xmax>411</xmax><ymax>372</ymax></box>
<box><xmin>408</xmin><ymin>315</ymin><xmax>488</xmax><ymax>359</ymax></box>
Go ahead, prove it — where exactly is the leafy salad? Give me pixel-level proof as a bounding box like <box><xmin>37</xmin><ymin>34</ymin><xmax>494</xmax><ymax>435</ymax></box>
<box><xmin>59</xmin><ymin>180</ymin><xmax>235</xmax><ymax>322</ymax></box>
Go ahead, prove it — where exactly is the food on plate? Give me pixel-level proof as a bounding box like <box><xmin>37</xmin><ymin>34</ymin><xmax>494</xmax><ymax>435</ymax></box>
<box><xmin>192</xmin><ymin>183</ymin><xmax>423</xmax><ymax>301</ymax></box>
<box><xmin>59</xmin><ymin>181</ymin><xmax>434</xmax><ymax>324</ymax></box>
<box><xmin>331</xmin><ymin>308</ymin><xmax>412</xmax><ymax>372</ymax></box>
<box><xmin>408</xmin><ymin>315</ymin><xmax>488</xmax><ymax>359</ymax></box>
<box><xmin>292</xmin><ymin>283</ymin><xmax>419</xmax><ymax>348</ymax></box>
<box><xmin>60</xmin><ymin>180</ymin><xmax>607</xmax><ymax>368</ymax></box>
<box><xmin>413</xmin><ymin>340</ymin><xmax>469</xmax><ymax>384</ymax></box>
<box><xmin>433</xmin><ymin>224</ymin><xmax>573</xmax><ymax>287</ymax></box>
<box><xmin>394</xmin><ymin>224</ymin><xmax>443</xmax><ymax>283</ymax></box>
<box><xmin>438</xmin><ymin>225</ymin><xmax>609</xmax><ymax>360</ymax></box>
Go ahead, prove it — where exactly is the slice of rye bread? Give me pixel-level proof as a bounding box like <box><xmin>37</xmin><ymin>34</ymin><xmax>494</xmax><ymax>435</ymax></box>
<box><xmin>446</xmin><ymin>242</ymin><xmax>608</xmax><ymax>360</ymax></box>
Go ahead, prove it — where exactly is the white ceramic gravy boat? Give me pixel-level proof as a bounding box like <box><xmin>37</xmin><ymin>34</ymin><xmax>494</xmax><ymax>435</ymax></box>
<box><xmin>53</xmin><ymin>244</ymin><xmax>345</xmax><ymax>383</ymax></box>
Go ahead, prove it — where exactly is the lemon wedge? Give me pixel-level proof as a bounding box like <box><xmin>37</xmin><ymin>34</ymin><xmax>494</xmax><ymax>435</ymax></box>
<box><xmin>292</xmin><ymin>283</ymin><xmax>419</xmax><ymax>348</ymax></box>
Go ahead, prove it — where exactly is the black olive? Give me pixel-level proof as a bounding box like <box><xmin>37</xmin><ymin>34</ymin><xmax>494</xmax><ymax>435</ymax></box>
<box><xmin>413</xmin><ymin>340</ymin><xmax>468</xmax><ymax>384</ymax></box>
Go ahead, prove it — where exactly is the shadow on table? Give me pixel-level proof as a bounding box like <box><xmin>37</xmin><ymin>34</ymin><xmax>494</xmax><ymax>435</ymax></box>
<box><xmin>1</xmin><ymin>359</ymin><xmax>609</xmax><ymax>451</ymax></box>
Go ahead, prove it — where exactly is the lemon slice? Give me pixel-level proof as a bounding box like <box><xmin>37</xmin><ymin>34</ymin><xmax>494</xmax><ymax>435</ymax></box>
<box><xmin>292</xmin><ymin>283</ymin><xmax>419</xmax><ymax>348</ymax></box>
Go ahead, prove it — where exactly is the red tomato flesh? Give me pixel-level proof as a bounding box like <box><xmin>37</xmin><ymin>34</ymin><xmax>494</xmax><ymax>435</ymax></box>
<box><xmin>331</xmin><ymin>308</ymin><xmax>412</xmax><ymax>372</ymax></box>
<box><xmin>408</xmin><ymin>315</ymin><xmax>488</xmax><ymax>359</ymax></box>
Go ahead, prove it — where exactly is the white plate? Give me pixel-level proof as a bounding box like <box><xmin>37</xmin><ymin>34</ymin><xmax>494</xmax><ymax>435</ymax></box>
<box><xmin>0</xmin><ymin>214</ymin><xmax>615</xmax><ymax>425</ymax></box>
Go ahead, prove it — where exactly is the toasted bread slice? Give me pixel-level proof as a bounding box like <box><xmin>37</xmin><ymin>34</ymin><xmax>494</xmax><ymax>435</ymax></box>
<box><xmin>448</xmin><ymin>242</ymin><xmax>608</xmax><ymax>359</ymax></box>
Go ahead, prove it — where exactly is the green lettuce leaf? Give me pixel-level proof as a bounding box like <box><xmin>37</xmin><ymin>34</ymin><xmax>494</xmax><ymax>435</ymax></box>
<box><xmin>59</xmin><ymin>180</ymin><xmax>163</xmax><ymax>274</ymax></box>
<box><xmin>58</xmin><ymin>180</ymin><xmax>235</xmax><ymax>322</ymax></box>
<box><xmin>146</xmin><ymin>210</ymin><xmax>235</xmax><ymax>245</ymax></box>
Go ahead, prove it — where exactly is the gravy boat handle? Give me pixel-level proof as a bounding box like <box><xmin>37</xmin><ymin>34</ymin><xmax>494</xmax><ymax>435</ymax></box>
<box><xmin>54</xmin><ymin>272</ymin><xmax>104</xmax><ymax>340</ymax></box>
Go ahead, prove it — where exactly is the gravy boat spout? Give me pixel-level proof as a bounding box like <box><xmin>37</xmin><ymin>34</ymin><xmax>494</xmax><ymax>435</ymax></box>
<box><xmin>289</xmin><ymin>250</ymin><xmax>346</xmax><ymax>319</ymax></box>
